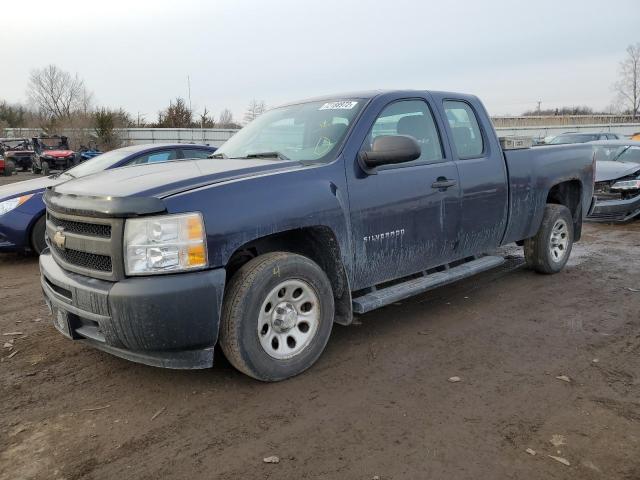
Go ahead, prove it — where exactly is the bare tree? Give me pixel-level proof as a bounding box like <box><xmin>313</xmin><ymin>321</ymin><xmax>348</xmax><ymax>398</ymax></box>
<box><xmin>218</xmin><ymin>108</ymin><xmax>240</xmax><ymax>128</ymax></box>
<box><xmin>243</xmin><ymin>99</ymin><xmax>266</xmax><ymax>124</ymax></box>
<box><xmin>27</xmin><ymin>65</ymin><xmax>92</xmax><ymax>121</ymax></box>
<box><xmin>613</xmin><ymin>43</ymin><xmax>640</xmax><ymax>119</ymax></box>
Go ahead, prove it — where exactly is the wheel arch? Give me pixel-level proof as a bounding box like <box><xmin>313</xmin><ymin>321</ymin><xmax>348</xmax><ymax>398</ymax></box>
<box><xmin>545</xmin><ymin>179</ymin><xmax>583</xmax><ymax>241</ymax></box>
<box><xmin>225</xmin><ymin>226</ymin><xmax>353</xmax><ymax>326</ymax></box>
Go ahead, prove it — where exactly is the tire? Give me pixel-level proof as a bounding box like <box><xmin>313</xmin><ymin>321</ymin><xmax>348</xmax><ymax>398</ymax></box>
<box><xmin>31</xmin><ymin>216</ymin><xmax>47</xmax><ymax>255</ymax></box>
<box><xmin>524</xmin><ymin>204</ymin><xmax>573</xmax><ymax>274</ymax></box>
<box><xmin>41</xmin><ymin>161</ymin><xmax>50</xmax><ymax>176</ymax></box>
<box><xmin>219</xmin><ymin>252</ymin><xmax>334</xmax><ymax>381</ymax></box>
<box><xmin>3</xmin><ymin>160</ymin><xmax>15</xmax><ymax>176</ymax></box>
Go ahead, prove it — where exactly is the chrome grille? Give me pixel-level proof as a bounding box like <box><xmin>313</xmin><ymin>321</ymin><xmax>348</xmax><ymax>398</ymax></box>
<box><xmin>50</xmin><ymin>245</ymin><xmax>113</xmax><ymax>272</ymax></box>
<box><xmin>48</xmin><ymin>212</ymin><xmax>111</xmax><ymax>238</ymax></box>
<box><xmin>46</xmin><ymin>208</ymin><xmax>124</xmax><ymax>281</ymax></box>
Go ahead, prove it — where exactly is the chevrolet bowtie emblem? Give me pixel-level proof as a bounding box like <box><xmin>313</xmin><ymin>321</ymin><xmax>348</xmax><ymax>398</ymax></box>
<box><xmin>53</xmin><ymin>228</ymin><xmax>66</xmax><ymax>250</ymax></box>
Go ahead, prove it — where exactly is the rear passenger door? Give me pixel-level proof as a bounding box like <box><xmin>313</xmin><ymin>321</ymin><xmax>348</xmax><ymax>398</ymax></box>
<box><xmin>439</xmin><ymin>98</ymin><xmax>508</xmax><ymax>257</ymax></box>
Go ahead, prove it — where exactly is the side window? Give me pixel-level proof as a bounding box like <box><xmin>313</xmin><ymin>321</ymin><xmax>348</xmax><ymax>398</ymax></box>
<box><xmin>181</xmin><ymin>149</ymin><xmax>213</xmax><ymax>159</ymax></box>
<box><xmin>443</xmin><ymin>100</ymin><xmax>484</xmax><ymax>158</ymax></box>
<box><xmin>127</xmin><ymin>149</ymin><xmax>178</xmax><ymax>166</ymax></box>
<box><xmin>363</xmin><ymin>99</ymin><xmax>443</xmax><ymax>164</ymax></box>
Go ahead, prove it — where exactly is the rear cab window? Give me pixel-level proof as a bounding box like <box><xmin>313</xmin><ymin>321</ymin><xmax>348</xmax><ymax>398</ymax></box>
<box><xmin>443</xmin><ymin>100</ymin><xmax>484</xmax><ymax>158</ymax></box>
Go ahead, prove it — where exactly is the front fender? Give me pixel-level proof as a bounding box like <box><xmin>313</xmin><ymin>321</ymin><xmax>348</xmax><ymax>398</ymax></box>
<box><xmin>0</xmin><ymin>193</ymin><xmax>46</xmax><ymax>251</ymax></box>
<box><xmin>163</xmin><ymin>161</ymin><xmax>353</xmax><ymax>279</ymax></box>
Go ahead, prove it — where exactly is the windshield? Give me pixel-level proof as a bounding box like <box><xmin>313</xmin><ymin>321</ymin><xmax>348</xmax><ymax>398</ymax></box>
<box><xmin>214</xmin><ymin>99</ymin><xmax>364</xmax><ymax>162</ymax></box>
<box><xmin>549</xmin><ymin>134</ymin><xmax>598</xmax><ymax>144</ymax></box>
<box><xmin>2</xmin><ymin>140</ymin><xmax>29</xmax><ymax>149</ymax></box>
<box><xmin>61</xmin><ymin>149</ymin><xmax>132</xmax><ymax>178</ymax></box>
<box><xmin>595</xmin><ymin>145</ymin><xmax>640</xmax><ymax>164</ymax></box>
<box><xmin>40</xmin><ymin>139</ymin><xmax>64</xmax><ymax>150</ymax></box>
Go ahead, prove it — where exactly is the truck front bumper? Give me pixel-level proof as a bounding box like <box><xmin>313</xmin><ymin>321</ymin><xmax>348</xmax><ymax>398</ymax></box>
<box><xmin>39</xmin><ymin>250</ymin><xmax>225</xmax><ymax>369</ymax></box>
<box><xmin>587</xmin><ymin>194</ymin><xmax>640</xmax><ymax>223</ymax></box>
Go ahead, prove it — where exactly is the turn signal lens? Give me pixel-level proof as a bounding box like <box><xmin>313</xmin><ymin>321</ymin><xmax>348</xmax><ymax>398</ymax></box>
<box><xmin>187</xmin><ymin>244</ymin><xmax>206</xmax><ymax>266</ymax></box>
<box><xmin>187</xmin><ymin>215</ymin><xmax>204</xmax><ymax>240</ymax></box>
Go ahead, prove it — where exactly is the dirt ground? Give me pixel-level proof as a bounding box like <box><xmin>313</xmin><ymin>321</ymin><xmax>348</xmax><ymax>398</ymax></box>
<box><xmin>1</xmin><ymin>171</ymin><xmax>639</xmax><ymax>479</ymax></box>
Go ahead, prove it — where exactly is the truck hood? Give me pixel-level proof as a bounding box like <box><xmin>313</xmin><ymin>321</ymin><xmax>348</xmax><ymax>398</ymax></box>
<box><xmin>46</xmin><ymin>158</ymin><xmax>311</xmax><ymax>217</ymax></box>
<box><xmin>0</xmin><ymin>175</ymin><xmax>63</xmax><ymax>201</ymax></box>
<box><xmin>596</xmin><ymin>160</ymin><xmax>640</xmax><ymax>182</ymax></box>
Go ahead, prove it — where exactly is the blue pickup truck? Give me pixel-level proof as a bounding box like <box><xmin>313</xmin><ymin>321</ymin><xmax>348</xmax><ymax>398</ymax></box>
<box><xmin>39</xmin><ymin>90</ymin><xmax>595</xmax><ymax>381</ymax></box>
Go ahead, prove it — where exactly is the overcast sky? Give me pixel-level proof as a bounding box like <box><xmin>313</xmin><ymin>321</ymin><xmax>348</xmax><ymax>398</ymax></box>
<box><xmin>1</xmin><ymin>0</ymin><xmax>638</xmax><ymax>121</ymax></box>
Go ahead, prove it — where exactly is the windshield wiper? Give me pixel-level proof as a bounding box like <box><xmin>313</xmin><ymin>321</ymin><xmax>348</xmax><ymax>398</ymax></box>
<box><xmin>244</xmin><ymin>151</ymin><xmax>290</xmax><ymax>161</ymax></box>
<box><xmin>209</xmin><ymin>152</ymin><xmax>228</xmax><ymax>159</ymax></box>
<box><xmin>612</xmin><ymin>146</ymin><xmax>630</xmax><ymax>162</ymax></box>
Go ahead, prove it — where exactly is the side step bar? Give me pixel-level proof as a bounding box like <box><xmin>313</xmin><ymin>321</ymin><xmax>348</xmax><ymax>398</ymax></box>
<box><xmin>352</xmin><ymin>255</ymin><xmax>505</xmax><ymax>314</ymax></box>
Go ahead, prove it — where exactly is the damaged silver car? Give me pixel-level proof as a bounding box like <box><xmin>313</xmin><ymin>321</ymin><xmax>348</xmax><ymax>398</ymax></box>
<box><xmin>588</xmin><ymin>140</ymin><xmax>640</xmax><ymax>222</ymax></box>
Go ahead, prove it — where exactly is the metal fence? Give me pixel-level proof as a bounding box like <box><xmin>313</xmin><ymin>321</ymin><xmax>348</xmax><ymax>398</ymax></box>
<box><xmin>494</xmin><ymin>123</ymin><xmax>640</xmax><ymax>139</ymax></box>
<box><xmin>492</xmin><ymin>115</ymin><xmax>639</xmax><ymax>127</ymax></box>
<box><xmin>5</xmin><ymin>123</ymin><xmax>640</xmax><ymax>148</ymax></box>
<box><xmin>117</xmin><ymin>128</ymin><xmax>238</xmax><ymax>146</ymax></box>
<box><xmin>3</xmin><ymin>128</ymin><xmax>238</xmax><ymax>148</ymax></box>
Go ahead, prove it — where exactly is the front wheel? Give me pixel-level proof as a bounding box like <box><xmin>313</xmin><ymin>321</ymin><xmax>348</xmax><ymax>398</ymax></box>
<box><xmin>219</xmin><ymin>252</ymin><xmax>334</xmax><ymax>381</ymax></box>
<box><xmin>524</xmin><ymin>204</ymin><xmax>574</xmax><ymax>274</ymax></box>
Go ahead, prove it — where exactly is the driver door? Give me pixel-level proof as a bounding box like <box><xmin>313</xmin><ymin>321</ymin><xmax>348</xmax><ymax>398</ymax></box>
<box><xmin>347</xmin><ymin>98</ymin><xmax>461</xmax><ymax>290</ymax></box>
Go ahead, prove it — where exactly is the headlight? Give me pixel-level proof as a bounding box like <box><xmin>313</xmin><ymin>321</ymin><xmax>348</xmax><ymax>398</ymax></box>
<box><xmin>124</xmin><ymin>212</ymin><xmax>207</xmax><ymax>275</ymax></box>
<box><xmin>0</xmin><ymin>194</ymin><xmax>33</xmax><ymax>216</ymax></box>
<box><xmin>611</xmin><ymin>179</ymin><xmax>640</xmax><ymax>190</ymax></box>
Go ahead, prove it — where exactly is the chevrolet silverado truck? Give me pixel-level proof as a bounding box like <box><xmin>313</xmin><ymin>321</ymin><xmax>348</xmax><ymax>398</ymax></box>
<box><xmin>39</xmin><ymin>90</ymin><xmax>595</xmax><ymax>381</ymax></box>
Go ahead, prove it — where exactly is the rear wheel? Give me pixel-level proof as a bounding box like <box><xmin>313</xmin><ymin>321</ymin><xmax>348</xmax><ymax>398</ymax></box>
<box><xmin>219</xmin><ymin>252</ymin><xmax>334</xmax><ymax>381</ymax></box>
<box><xmin>31</xmin><ymin>216</ymin><xmax>47</xmax><ymax>255</ymax></box>
<box><xmin>524</xmin><ymin>204</ymin><xmax>573</xmax><ymax>274</ymax></box>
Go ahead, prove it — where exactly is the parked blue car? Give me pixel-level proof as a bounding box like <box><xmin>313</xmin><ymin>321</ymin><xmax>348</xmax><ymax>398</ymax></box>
<box><xmin>0</xmin><ymin>143</ymin><xmax>216</xmax><ymax>254</ymax></box>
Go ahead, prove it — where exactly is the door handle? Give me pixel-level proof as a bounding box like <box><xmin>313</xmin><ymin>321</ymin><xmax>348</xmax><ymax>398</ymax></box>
<box><xmin>431</xmin><ymin>178</ymin><xmax>457</xmax><ymax>190</ymax></box>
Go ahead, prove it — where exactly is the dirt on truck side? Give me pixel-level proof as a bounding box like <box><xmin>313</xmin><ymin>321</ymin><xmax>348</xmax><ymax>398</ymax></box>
<box><xmin>0</xmin><ymin>217</ymin><xmax>639</xmax><ymax>480</ymax></box>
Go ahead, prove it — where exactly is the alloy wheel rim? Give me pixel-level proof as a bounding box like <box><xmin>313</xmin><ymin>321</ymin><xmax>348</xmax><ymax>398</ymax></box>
<box><xmin>257</xmin><ymin>279</ymin><xmax>320</xmax><ymax>359</ymax></box>
<box><xmin>549</xmin><ymin>219</ymin><xmax>569</xmax><ymax>262</ymax></box>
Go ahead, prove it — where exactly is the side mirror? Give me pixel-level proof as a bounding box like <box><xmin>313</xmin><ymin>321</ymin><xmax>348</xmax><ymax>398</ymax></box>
<box><xmin>359</xmin><ymin>135</ymin><xmax>421</xmax><ymax>169</ymax></box>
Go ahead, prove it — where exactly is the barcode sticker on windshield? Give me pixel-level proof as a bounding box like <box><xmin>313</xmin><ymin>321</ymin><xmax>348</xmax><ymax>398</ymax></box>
<box><xmin>319</xmin><ymin>101</ymin><xmax>358</xmax><ymax>110</ymax></box>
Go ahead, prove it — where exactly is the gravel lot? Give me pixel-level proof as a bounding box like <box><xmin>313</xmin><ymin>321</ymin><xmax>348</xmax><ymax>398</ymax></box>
<box><xmin>1</xmin><ymin>172</ymin><xmax>639</xmax><ymax>479</ymax></box>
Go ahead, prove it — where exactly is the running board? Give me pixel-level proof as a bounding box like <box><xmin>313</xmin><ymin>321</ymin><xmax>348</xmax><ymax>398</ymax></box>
<box><xmin>352</xmin><ymin>256</ymin><xmax>505</xmax><ymax>314</ymax></box>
